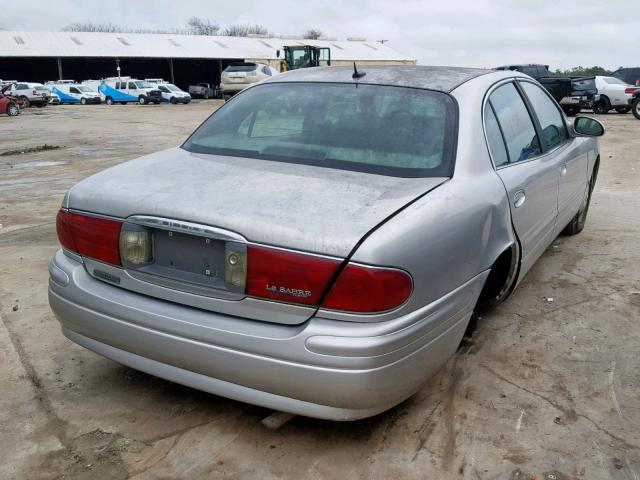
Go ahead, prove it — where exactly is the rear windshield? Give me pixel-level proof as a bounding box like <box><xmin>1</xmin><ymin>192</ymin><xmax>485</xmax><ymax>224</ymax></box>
<box><xmin>225</xmin><ymin>64</ymin><xmax>258</xmax><ymax>73</ymax></box>
<box><xmin>183</xmin><ymin>82</ymin><xmax>457</xmax><ymax>177</ymax></box>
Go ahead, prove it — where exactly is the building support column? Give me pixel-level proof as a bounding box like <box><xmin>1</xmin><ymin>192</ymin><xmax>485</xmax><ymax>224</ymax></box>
<box><xmin>168</xmin><ymin>58</ymin><xmax>175</xmax><ymax>84</ymax></box>
<box><xmin>57</xmin><ymin>57</ymin><xmax>63</xmax><ymax>80</ymax></box>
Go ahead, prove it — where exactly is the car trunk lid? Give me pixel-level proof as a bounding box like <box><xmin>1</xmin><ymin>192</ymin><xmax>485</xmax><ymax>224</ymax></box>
<box><xmin>65</xmin><ymin>147</ymin><xmax>447</xmax><ymax>323</ymax></box>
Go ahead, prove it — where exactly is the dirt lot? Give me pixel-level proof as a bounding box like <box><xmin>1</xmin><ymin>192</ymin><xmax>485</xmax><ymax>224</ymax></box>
<box><xmin>0</xmin><ymin>103</ymin><xmax>638</xmax><ymax>480</ymax></box>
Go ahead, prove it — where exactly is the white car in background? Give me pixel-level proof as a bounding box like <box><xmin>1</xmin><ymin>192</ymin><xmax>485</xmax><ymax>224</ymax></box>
<box><xmin>219</xmin><ymin>62</ymin><xmax>279</xmax><ymax>99</ymax></box>
<box><xmin>147</xmin><ymin>81</ymin><xmax>191</xmax><ymax>104</ymax></box>
<box><xmin>592</xmin><ymin>76</ymin><xmax>636</xmax><ymax>114</ymax></box>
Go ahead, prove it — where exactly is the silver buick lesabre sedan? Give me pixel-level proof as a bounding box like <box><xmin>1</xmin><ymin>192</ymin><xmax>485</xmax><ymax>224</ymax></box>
<box><xmin>49</xmin><ymin>66</ymin><xmax>604</xmax><ymax>420</ymax></box>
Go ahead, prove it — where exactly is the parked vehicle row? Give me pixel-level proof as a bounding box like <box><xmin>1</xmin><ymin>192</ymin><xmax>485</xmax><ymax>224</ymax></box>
<box><xmin>0</xmin><ymin>77</ymin><xmax>194</xmax><ymax>109</ymax></box>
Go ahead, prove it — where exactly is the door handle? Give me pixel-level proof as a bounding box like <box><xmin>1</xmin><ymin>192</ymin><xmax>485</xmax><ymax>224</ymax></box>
<box><xmin>513</xmin><ymin>190</ymin><xmax>526</xmax><ymax>208</ymax></box>
<box><xmin>560</xmin><ymin>164</ymin><xmax>567</xmax><ymax>176</ymax></box>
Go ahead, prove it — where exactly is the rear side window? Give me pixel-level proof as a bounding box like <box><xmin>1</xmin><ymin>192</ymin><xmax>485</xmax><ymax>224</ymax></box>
<box><xmin>184</xmin><ymin>82</ymin><xmax>457</xmax><ymax>178</ymax></box>
<box><xmin>225</xmin><ymin>63</ymin><xmax>257</xmax><ymax>72</ymax></box>
<box><xmin>484</xmin><ymin>106</ymin><xmax>509</xmax><ymax>167</ymax></box>
<box><xmin>519</xmin><ymin>82</ymin><xmax>568</xmax><ymax>151</ymax></box>
<box><xmin>489</xmin><ymin>83</ymin><xmax>541</xmax><ymax>163</ymax></box>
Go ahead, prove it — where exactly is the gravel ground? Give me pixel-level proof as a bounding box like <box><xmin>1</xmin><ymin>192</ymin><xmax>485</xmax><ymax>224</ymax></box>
<box><xmin>0</xmin><ymin>103</ymin><xmax>638</xmax><ymax>480</ymax></box>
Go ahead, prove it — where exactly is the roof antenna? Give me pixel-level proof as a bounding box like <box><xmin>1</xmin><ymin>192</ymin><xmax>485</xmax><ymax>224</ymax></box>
<box><xmin>352</xmin><ymin>62</ymin><xmax>366</xmax><ymax>80</ymax></box>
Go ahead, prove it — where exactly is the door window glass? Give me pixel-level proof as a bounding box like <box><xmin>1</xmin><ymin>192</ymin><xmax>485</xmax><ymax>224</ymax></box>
<box><xmin>484</xmin><ymin>105</ymin><xmax>509</xmax><ymax>167</ymax></box>
<box><xmin>520</xmin><ymin>82</ymin><xmax>568</xmax><ymax>151</ymax></box>
<box><xmin>489</xmin><ymin>83</ymin><xmax>541</xmax><ymax>163</ymax></box>
<box><xmin>128</xmin><ymin>82</ymin><xmax>136</xmax><ymax>89</ymax></box>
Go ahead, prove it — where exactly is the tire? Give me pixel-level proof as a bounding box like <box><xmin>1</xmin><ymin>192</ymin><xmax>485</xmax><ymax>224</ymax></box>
<box><xmin>615</xmin><ymin>107</ymin><xmax>630</xmax><ymax>114</ymax></box>
<box><xmin>562</xmin><ymin>106</ymin><xmax>581</xmax><ymax>116</ymax></box>
<box><xmin>105</xmin><ymin>96</ymin><xmax>113</xmax><ymax>105</ymax></box>
<box><xmin>562</xmin><ymin>160</ymin><xmax>599</xmax><ymax>235</ymax></box>
<box><xmin>138</xmin><ymin>95</ymin><xmax>147</xmax><ymax>105</ymax></box>
<box><xmin>120</xmin><ymin>102</ymin><xmax>127</xmax><ymax>105</ymax></box>
<box><xmin>20</xmin><ymin>96</ymin><xmax>30</xmax><ymax>108</ymax></box>
<box><xmin>633</xmin><ymin>98</ymin><xmax>640</xmax><ymax>120</ymax></box>
<box><xmin>80</xmin><ymin>97</ymin><xmax>87</xmax><ymax>105</ymax></box>
<box><xmin>170</xmin><ymin>97</ymin><xmax>177</xmax><ymax>104</ymax></box>
<box><xmin>592</xmin><ymin>97</ymin><xmax>610</xmax><ymax>114</ymax></box>
<box><xmin>7</xmin><ymin>103</ymin><xmax>19</xmax><ymax>116</ymax></box>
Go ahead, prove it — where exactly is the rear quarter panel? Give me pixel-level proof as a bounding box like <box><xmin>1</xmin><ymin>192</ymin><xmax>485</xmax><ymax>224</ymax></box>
<box><xmin>327</xmin><ymin>72</ymin><xmax>518</xmax><ymax>320</ymax></box>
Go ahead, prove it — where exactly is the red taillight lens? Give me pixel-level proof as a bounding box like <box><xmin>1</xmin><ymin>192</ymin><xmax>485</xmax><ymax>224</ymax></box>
<box><xmin>625</xmin><ymin>87</ymin><xmax>637</xmax><ymax>94</ymax></box>
<box><xmin>322</xmin><ymin>263</ymin><xmax>413</xmax><ymax>313</ymax></box>
<box><xmin>56</xmin><ymin>210</ymin><xmax>122</xmax><ymax>265</ymax></box>
<box><xmin>246</xmin><ymin>245</ymin><xmax>340</xmax><ymax>305</ymax></box>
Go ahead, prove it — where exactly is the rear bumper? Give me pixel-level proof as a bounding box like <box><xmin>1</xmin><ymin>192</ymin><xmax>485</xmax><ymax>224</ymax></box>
<box><xmin>48</xmin><ymin>250</ymin><xmax>487</xmax><ymax>420</ymax></box>
<box><xmin>219</xmin><ymin>83</ymin><xmax>249</xmax><ymax>94</ymax></box>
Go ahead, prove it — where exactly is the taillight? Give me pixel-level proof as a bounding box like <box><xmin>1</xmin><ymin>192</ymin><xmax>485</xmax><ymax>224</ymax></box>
<box><xmin>322</xmin><ymin>263</ymin><xmax>412</xmax><ymax>313</ymax></box>
<box><xmin>245</xmin><ymin>244</ymin><xmax>412</xmax><ymax>313</ymax></box>
<box><xmin>625</xmin><ymin>87</ymin><xmax>637</xmax><ymax>94</ymax></box>
<box><xmin>636</xmin><ymin>80</ymin><xmax>640</xmax><ymax>87</ymax></box>
<box><xmin>246</xmin><ymin>245</ymin><xmax>340</xmax><ymax>305</ymax></box>
<box><xmin>56</xmin><ymin>210</ymin><xmax>122</xmax><ymax>265</ymax></box>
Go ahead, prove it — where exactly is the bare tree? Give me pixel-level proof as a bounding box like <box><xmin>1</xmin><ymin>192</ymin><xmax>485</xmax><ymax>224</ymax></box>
<box><xmin>63</xmin><ymin>22</ymin><xmax>124</xmax><ymax>33</ymax></box>
<box><xmin>222</xmin><ymin>24</ymin><xmax>269</xmax><ymax>37</ymax></box>
<box><xmin>303</xmin><ymin>29</ymin><xmax>323</xmax><ymax>40</ymax></box>
<box><xmin>186</xmin><ymin>17</ymin><xmax>220</xmax><ymax>35</ymax></box>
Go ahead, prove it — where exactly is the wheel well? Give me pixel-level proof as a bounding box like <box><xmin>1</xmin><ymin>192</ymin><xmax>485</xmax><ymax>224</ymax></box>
<box><xmin>476</xmin><ymin>244</ymin><xmax>519</xmax><ymax>311</ymax></box>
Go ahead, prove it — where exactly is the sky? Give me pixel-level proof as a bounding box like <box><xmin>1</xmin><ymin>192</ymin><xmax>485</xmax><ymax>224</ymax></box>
<box><xmin>1</xmin><ymin>0</ymin><xmax>638</xmax><ymax>70</ymax></box>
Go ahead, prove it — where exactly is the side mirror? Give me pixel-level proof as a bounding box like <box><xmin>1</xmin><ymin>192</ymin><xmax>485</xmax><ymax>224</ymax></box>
<box><xmin>574</xmin><ymin>116</ymin><xmax>605</xmax><ymax>137</ymax></box>
<box><xmin>276</xmin><ymin>49</ymin><xmax>280</xmax><ymax>58</ymax></box>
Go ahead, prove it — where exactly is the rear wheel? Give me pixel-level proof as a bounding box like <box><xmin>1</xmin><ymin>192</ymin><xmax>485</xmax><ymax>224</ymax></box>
<box><xmin>80</xmin><ymin>97</ymin><xmax>87</xmax><ymax>105</ymax></box>
<box><xmin>592</xmin><ymin>97</ymin><xmax>611</xmax><ymax>114</ymax></box>
<box><xmin>105</xmin><ymin>96</ymin><xmax>114</xmax><ymax>105</ymax></box>
<box><xmin>7</xmin><ymin>103</ymin><xmax>19</xmax><ymax>116</ymax></box>
<box><xmin>633</xmin><ymin>98</ymin><xmax>640</xmax><ymax>120</ymax></box>
<box><xmin>615</xmin><ymin>107</ymin><xmax>630</xmax><ymax>114</ymax></box>
<box><xmin>562</xmin><ymin>160</ymin><xmax>599</xmax><ymax>235</ymax></box>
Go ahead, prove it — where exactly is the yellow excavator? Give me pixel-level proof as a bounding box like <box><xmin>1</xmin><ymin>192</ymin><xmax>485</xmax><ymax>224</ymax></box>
<box><xmin>277</xmin><ymin>45</ymin><xmax>331</xmax><ymax>72</ymax></box>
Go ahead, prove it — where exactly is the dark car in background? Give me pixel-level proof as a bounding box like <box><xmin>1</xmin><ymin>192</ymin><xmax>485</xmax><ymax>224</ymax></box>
<box><xmin>613</xmin><ymin>67</ymin><xmax>640</xmax><ymax>87</ymax></box>
<box><xmin>495</xmin><ymin>64</ymin><xmax>598</xmax><ymax>116</ymax></box>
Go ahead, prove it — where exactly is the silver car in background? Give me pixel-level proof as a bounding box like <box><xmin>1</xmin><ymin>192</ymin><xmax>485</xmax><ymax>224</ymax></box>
<box><xmin>49</xmin><ymin>66</ymin><xmax>604</xmax><ymax>420</ymax></box>
<box><xmin>219</xmin><ymin>62</ymin><xmax>278</xmax><ymax>99</ymax></box>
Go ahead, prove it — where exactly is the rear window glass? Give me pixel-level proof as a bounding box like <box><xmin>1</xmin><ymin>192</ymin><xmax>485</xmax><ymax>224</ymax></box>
<box><xmin>183</xmin><ymin>82</ymin><xmax>457</xmax><ymax>177</ymax></box>
<box><xmin>225</xmin><ymin>64</ymin><xmax>257</xmax><ymax>72</ymax></box>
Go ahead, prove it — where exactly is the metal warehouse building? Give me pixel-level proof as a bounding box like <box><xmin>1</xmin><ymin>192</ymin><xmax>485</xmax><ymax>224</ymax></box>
<box><xmin>0</xmin><ymin>31</ymin><xmax>415</xmax><ymax>90</ymax></box>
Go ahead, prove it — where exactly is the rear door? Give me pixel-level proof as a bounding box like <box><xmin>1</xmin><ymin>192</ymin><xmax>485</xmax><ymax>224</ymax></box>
<box><xmin>485</xmin><ymin>81</ymin><xmax>561</xmax><ymax>276</ymax></box>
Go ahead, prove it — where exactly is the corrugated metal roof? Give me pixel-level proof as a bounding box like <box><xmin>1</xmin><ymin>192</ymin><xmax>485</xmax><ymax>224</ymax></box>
<box><xmin>0</xmin><ymin>31</ymin><xmax>414</xmax><ymax>62</ymax></box>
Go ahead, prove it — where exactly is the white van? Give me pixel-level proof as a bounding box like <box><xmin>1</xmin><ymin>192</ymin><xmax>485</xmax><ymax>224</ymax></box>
<box><xmin>46</xmin><ymin>82</ymin><xmax>101</xmax><ymax>105</ymax></box>
<box><xmin>145</xmin><ymin>80</ymin><xmax>191</xmax><ymax>104</ymax></box>
<box><xmin>85</xmin><ymin>77</ymin><xmax>163</xmax><ymax>105</ymax></box>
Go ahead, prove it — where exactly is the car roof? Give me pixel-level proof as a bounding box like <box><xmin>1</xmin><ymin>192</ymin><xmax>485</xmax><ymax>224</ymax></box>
<box><xmin>263</xmin><ymin>65</ymin><xmax>494</xmax><ymax>92</ymax></box>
